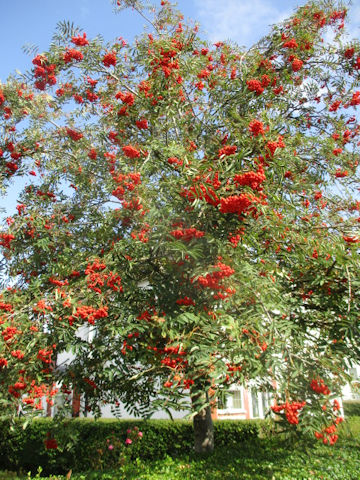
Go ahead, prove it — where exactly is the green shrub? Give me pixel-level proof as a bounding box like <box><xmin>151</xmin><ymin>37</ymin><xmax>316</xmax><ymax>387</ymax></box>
<box><xmin>343</xmin><ymin>400</ymin><xmax>360</xmax><ymax>417</ymax></box>
<box><xmin>0</xmin><ymin>417</ymin><xmax>262</xmax><ymax>475</ymax></box>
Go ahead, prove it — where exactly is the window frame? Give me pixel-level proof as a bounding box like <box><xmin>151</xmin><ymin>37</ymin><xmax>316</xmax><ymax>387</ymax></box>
<box><xmin>217</xmin><ymin>386</ymin><xmax>246</xmax><ymax>414</ymax></box>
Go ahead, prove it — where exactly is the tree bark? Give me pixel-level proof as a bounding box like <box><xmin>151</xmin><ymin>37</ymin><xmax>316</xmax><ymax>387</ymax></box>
<box><xmin>193</xmin><ymin>403</ymin><xmax>214</xmax><ymax>454</ymax></box>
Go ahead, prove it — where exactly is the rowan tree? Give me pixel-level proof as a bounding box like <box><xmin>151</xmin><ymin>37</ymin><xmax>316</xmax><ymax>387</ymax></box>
<box><xmin>0</xmin><ymin>0</ymin><xmax>359</xmax><ymax>453</ymax></box>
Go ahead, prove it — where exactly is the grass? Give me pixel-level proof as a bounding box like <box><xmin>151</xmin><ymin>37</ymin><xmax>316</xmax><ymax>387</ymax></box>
<box><xmin>2</xmin><ymin>418</ymin><xmax>360</xmax><ymax>480</ymax></box>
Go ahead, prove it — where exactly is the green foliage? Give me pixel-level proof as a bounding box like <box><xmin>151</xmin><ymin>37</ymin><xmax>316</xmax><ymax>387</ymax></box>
<box><xmin>3</xmin><ymin>433</ymin><xmax>360</xmax><ymax>479</ymax></box>
<box><xmin>0</xmin><ymin>0</ymin><xmax>359</xmax><ymax>451</ymax></box>
<box><xmin>0</xmin><ymin>417</ymin><xmax>261</xmax><ymax>475</ymax></box>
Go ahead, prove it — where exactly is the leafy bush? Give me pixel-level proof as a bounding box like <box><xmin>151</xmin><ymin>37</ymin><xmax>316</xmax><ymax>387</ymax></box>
<box><xmin>343</xmin><ymin>400</ymin><xmax>360</xmax><ymax>417</ymax></box>
<box><xmin>0</xmin><ymin>417</ymin><xmax>262</xmax><ymax>475</ymax></box>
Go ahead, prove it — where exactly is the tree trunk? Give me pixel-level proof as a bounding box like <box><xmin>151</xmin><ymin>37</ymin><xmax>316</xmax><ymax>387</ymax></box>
<box><xmin>193</xmin><ymin>403</ymin><xmax>214</xmax><ymax>454</ymax></box>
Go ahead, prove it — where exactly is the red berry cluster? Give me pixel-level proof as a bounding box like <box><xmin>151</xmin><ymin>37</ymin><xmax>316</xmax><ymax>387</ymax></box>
<box><xmin>310</xmin><ymin>378</ymin><xmax>331</xmax><ymax>395</ymax></box>
<box><xmin>85</xmin><ymin>260</ymin><xmax>123</xmax><ymax>294</ymax></box>
<box><xmin>103</xmin><ymin>51</ymin><xmax>117</xmax><ymax>67</ymax></box>
<box><xmin>32</xmin><ymin>55</ymin><xmax>57</xmax><ymax>90</ymax></box>
<box><xmin>315</xmin><ymin>416</ymin><xmax>344</xmax><ymax>445</ymax></box>
<box><xmin>271</xmin><ymin>401</ymin><xmax>306</xmax><ymax>424</ymax></box>
<box><xmin>170</xmin><ymin>227</ymin><xmax>205</xmax><ymax>242</ymax></box>
<box><xmin>66</xmin><ymin>128</ymin><xmax>83</xmax><ymax>141</ymax></box>
<box><xmin>176</xmin><ymin>296</ymin><xmax>195</xmax><ymax>306</ymax></box>
<box><xmin>233</xmin><ymin>167</ymin><xmax>266</xmax><ymax>191</ymax></box>
<box><xmin>63</xmin><ymin>48</ymin><xmax>84</xmax><ymax>64</ymax></box>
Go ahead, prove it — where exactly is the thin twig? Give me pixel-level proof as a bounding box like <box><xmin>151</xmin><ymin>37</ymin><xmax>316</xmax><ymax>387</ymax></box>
<box><xmin>133</xmin><ymin>5</ymin><xmax>161</xmax><ymax>35</ymax></box>
<box><xmin>346</xmin><ymin>265</ymin><xmax>352</xmax><ymax>313</ymax></box>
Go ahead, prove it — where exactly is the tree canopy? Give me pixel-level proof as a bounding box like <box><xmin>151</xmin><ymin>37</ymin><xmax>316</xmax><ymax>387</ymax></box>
<box><xmin>0</xmin><ymin>0</ymin><xmax>359</xmax><ymax>451</ymax></box>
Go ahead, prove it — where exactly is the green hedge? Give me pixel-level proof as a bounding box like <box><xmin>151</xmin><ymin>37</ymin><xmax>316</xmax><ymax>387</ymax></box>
<box><xmin>0</xmin><ymin>417</ymin><xmax>263</xmax><ymax>475</ymax></box>
<box><xmin>343</xmin><ymin>400</ymin><xmax>360</xmax><ymax>417</ymax></box>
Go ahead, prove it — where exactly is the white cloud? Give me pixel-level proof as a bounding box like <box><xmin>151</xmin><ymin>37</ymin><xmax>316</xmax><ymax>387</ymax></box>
<box><xmin>193</xmin><ymin>0</ymin><xmax>291</xmax><ymax>46</ymax></box>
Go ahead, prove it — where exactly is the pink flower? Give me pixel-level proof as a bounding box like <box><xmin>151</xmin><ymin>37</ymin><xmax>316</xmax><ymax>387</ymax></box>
<box><xmin>125</xmin><ymin>438</ymin><xmax>132</xmax><ymax>445</ymax></box>
<box><xmin>138</xmin><ymin>432</ymin><xmax>143</xmax><ymax>438</ymax></box>
<box><xmin>108</xmin><ymin>444</ymin><xmax>114</xmax><ymax>450</ymax></box>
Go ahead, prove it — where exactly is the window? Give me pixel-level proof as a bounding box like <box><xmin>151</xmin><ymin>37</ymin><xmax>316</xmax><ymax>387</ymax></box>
<box><xmin>217</xmin><ymin>388</ymin><xmax>244</xmax><ymax>412</ymax></box>
<box><xmin>217</xmin><ymin>391</ymin><xmax>227</xmax><ymax>410</ymax></box>
<box><xmin>250</xmin><ymin>390</ymin><xmax>272</xmax><ymax>418</ymax></box>
<box><xmin>232</xmin><ymin>390</ymin><xmax>243</xmax><ymax>409</ymax></box>
<box><xmin>261</xmin><ymin>392</ymin><xmax>270</xmax><ymax>416</ymax></box>
<box><xmin>251</xmin><ymin>390</ymin><xmax>259</xmax><ymax>417</ymax></box>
